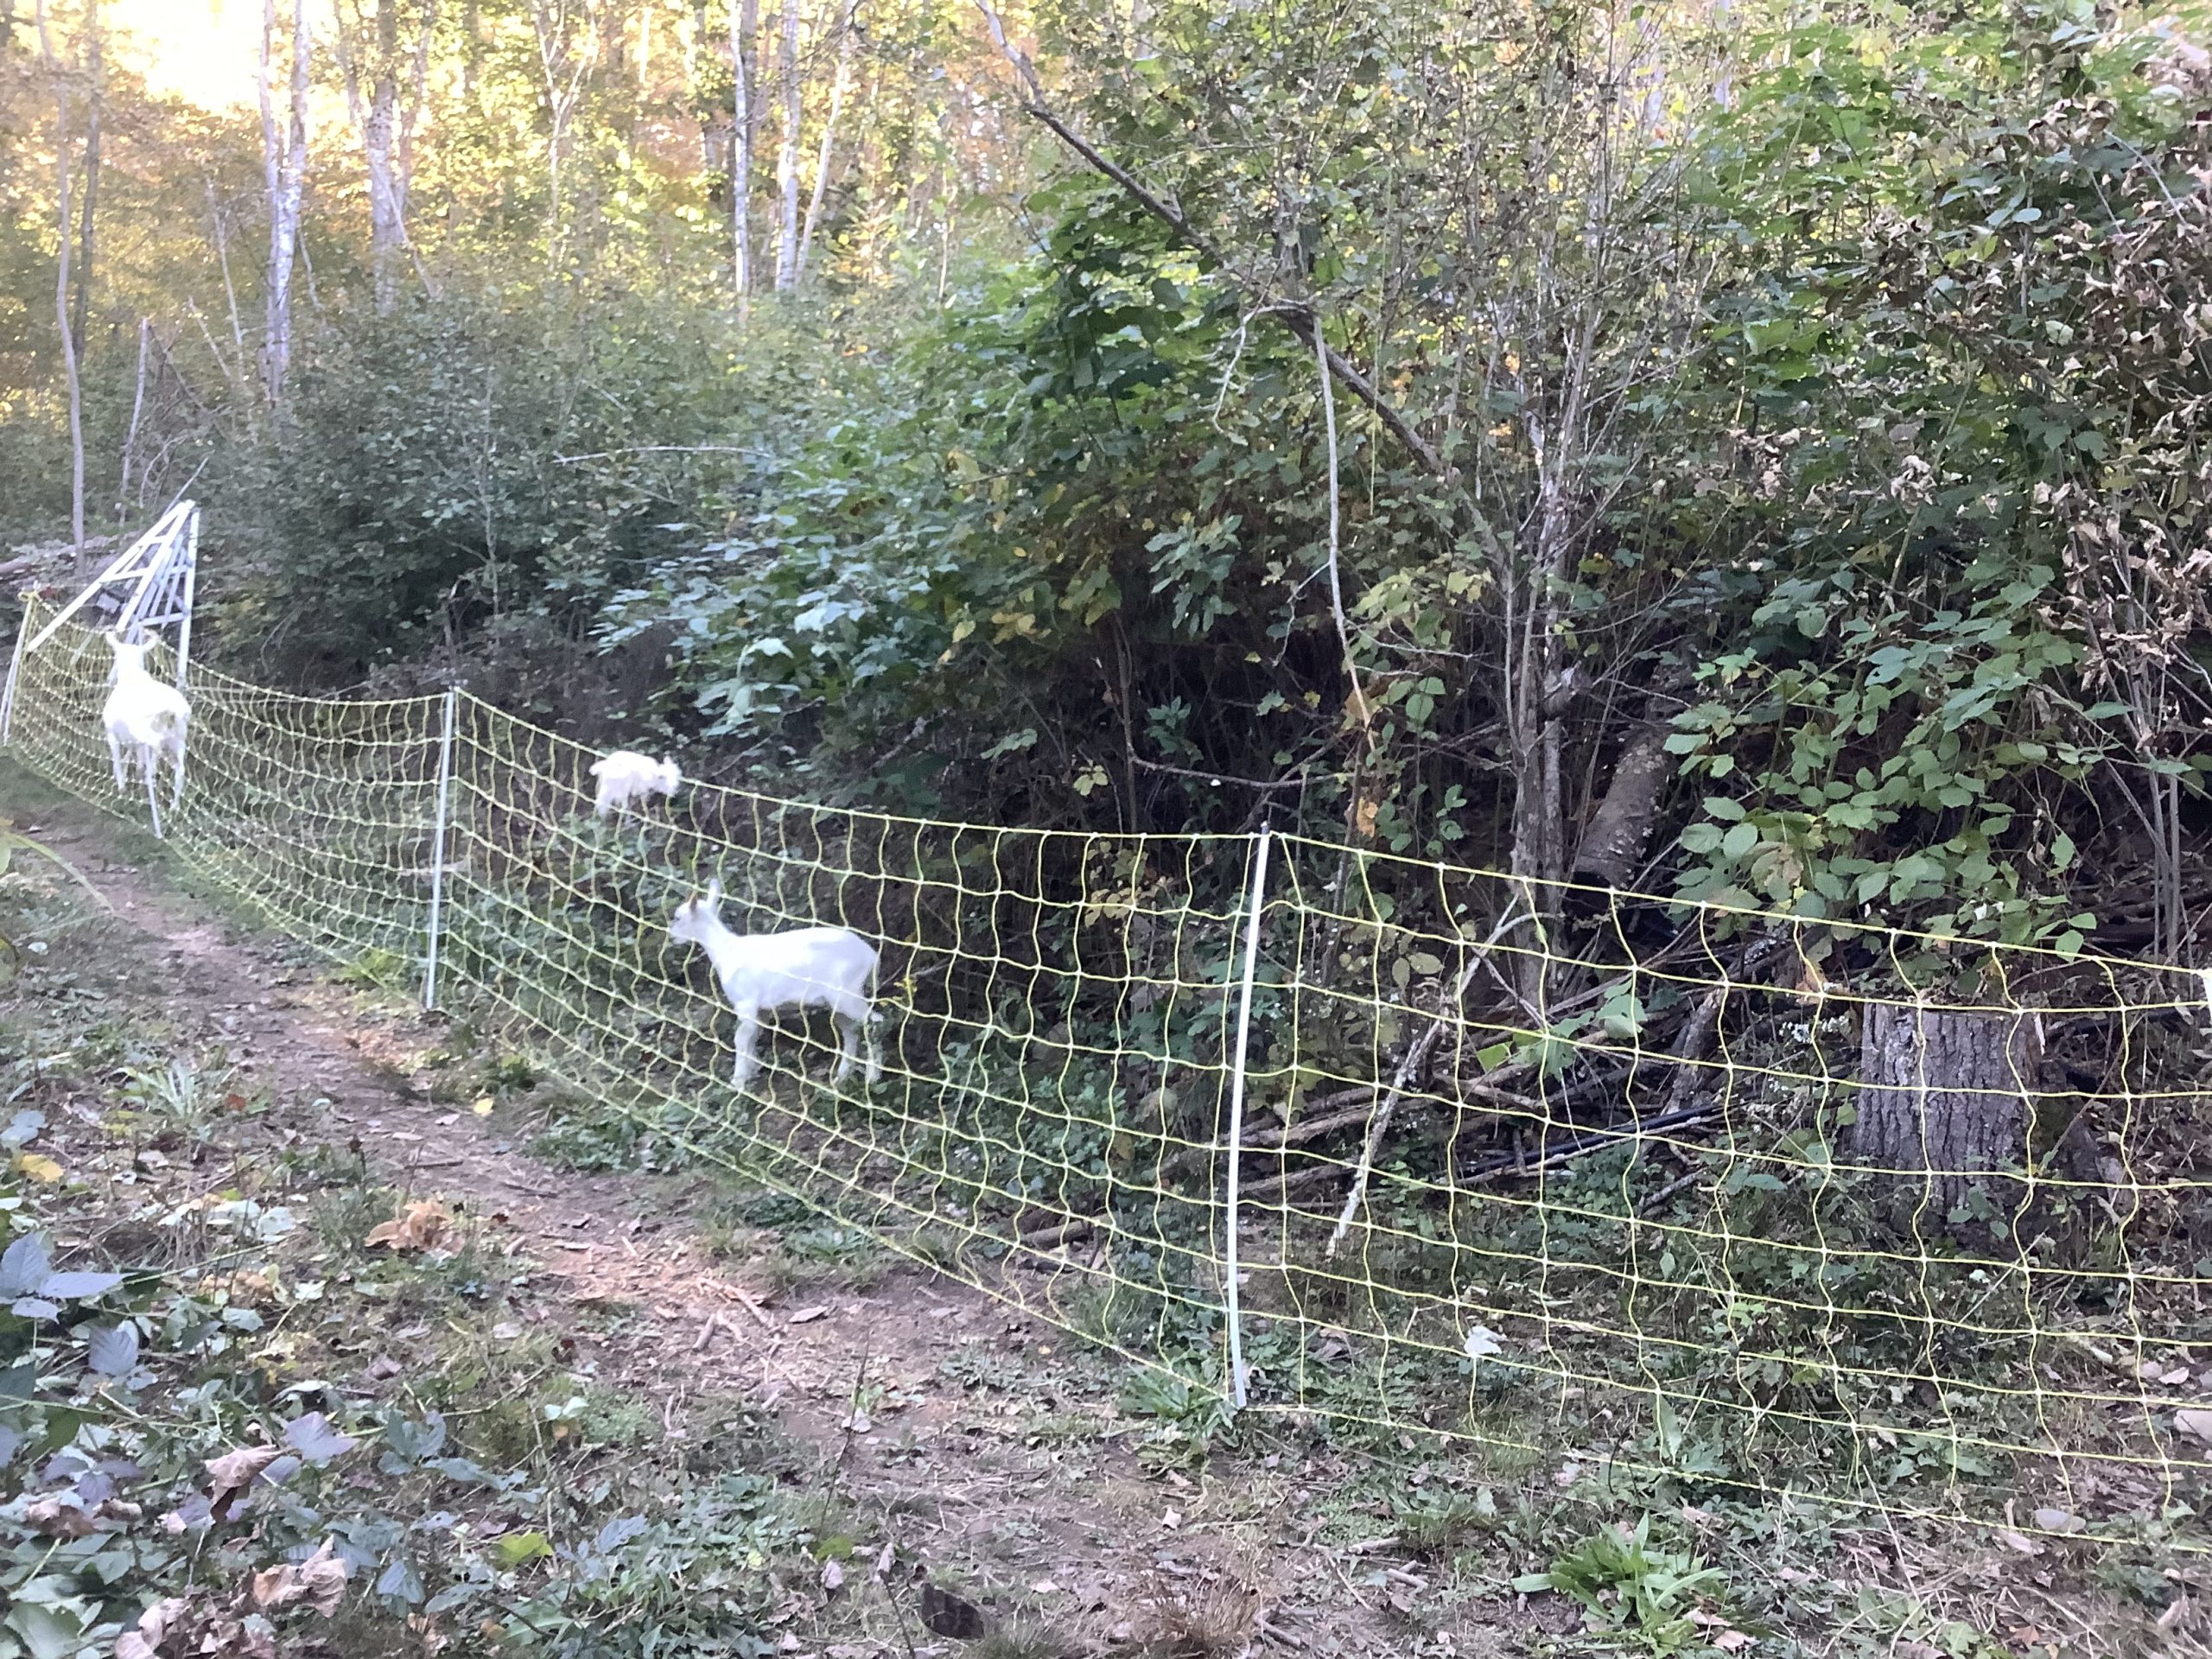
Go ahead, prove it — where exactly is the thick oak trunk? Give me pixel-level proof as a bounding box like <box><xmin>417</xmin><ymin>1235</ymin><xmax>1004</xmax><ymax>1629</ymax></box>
<box><xmin>1855</xmin><ymin>1004</ymin><xmax>2039</xmax><ymax>1236</ymax></box>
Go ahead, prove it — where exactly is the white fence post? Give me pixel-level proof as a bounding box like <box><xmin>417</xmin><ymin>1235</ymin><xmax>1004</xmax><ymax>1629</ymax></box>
<box><xmin>422</xmin><ymin>689</ymin><xmax>459</xmax><ymax>1010</ymax></box>
<box><xmin>1222</xmin><ymin>825</ymin><xmax>1273</xmax><ymax>1410</ymax></box>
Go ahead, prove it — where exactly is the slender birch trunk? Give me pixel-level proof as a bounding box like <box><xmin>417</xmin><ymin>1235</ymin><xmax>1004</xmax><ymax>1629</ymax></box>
<box><xmin>772</xmin><ymin>0</ymin><xmax>801</xmax><ymax>290</ymax></box>
<box><xmin>117</xmin><ymin>315</ymin><xmax>147</xmax><ymax>524</ymax></box>
<box><xmin>257</xmin><ymin>0</ymin><xmax>310</xmax><ymax>404</ymax></box>
<box><xmin>35</xmin><ymin>0</ymin><xmax>84</xmax><ymax>558</ymax></box>
<box><xmin>71</xmin><ymin>0</ymin><xmax>98</xmax><ymax>355</ymax></box>
<box><xmin>796</xmin><ymin>0</ymin><xmax>855</xmax><ymax>284</ymax></box>
<box><xmin>731</xmin><ymin>0</ymin><xmax>759</xmax><ymax>298</ymax></box>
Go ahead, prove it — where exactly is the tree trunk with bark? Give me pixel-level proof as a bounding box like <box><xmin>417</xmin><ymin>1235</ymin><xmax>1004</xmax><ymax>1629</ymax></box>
<box><xmin>772</xmin><ymin>0</ymin><xmax>801</xmax><ymax>289</ymax></box>
<box><xmin>731</xmin><ymin>0</ymin><xmax>760</xmax><ymax>299</ymax></box>
<box><xmin>71</xmin><ymin>0</ymin><xmax>98</xmax><ymax>357</ymax></box>
<box><xmin>336</xmin><ymin>1</ymin><xmax>435</xmax><ymax>313</ymax></box>
<box><xmin>796</xmin><ymin>0</ymin><xmax>855</xmax><ymax>284</ymax></box>
<box><xmin>257</xmin><ymin>0</ymin><xmax>310</xmax><ymax>404</ymax></box>
<box><xmin>1574</xmin><ymin>713</ymin><xmax>1675</xmax><ymax>890</ymax></box>
<box><xmin>1503</xmin><ymin>440</ymin><xmax>1576</xmax><ymax>1006</ymax></box>
<box><xmin>35</xmin><ymin>0</ymin><xmax>85</xmax><ymax>559</ymax></box>
<box><xmin>1855</xmin><ymin>1004</ymin><xmax>2039</xmax><ymax>1238</ymax></box>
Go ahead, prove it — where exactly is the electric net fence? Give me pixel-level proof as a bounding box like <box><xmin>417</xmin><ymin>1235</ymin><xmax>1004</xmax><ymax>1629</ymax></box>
<box><xmin>9</xmin><ymin>594</ymin><xmax>2211</xmax><ymax>1553</ymax></box>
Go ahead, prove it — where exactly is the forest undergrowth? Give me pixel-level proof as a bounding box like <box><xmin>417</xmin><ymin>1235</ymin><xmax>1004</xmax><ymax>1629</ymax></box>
<box><xmin>2</xmin><ymin>766</ymin><xmax>2205</xmax><ymax>1658</ymax></box>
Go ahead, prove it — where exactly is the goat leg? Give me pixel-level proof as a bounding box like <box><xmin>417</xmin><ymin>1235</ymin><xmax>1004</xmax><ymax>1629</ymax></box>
<box><xmin>831</xmin><ymin>1020</ymin><xmax>854</xmax><ymax>1081</ymax></box>
<box><xmin>730</xmin><ymin>1006</ymin><xmax>762</xmax><ymax>1090</ymax></box>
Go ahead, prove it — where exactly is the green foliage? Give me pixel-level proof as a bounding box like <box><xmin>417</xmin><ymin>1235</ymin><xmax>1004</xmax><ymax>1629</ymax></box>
<box><xmin>1667</xmin><ymin>563</ymin><xmax>2103</xmax><ymax>944</ymax></box>
<box><xmin>1117</xmin><ymin>1365</ymin><xmax>1236</xmax><ymax>1470</ymax></box>
<box><xmin>216</xmin><ymin>289</ymin><xmax>785</xmax><ymax>683</ymax></box>
<box><xmin>0</xmin><ymin>819</ymin><xmax>107</xmax><ymax>988</ymax></box>
<box><xmin>1513</xmin><ymin>1516</ymin><xmax>1730</xmax><ymax>1655</ymax></box>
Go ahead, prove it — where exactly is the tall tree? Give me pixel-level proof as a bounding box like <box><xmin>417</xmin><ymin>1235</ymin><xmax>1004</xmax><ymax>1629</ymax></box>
<box><xmin>772</xmin><ymin>0</ymin><xmax>801</xmax><ymax>289</ymax></box>
<box><xmin>796</xmin><ymin>0</ymin><xmax>856</xmax><ymax>283</ymax></box>
<box><xmin>529</xmin><ymin>0</ymin><xmax>599</xmax><ymax>259</ymax></box>
<box><xmin>334</xmin><ymin>1</ymin><xmax>439</xmax><ymax>313</ymax></box>
<box><xmin>730</xmin><ymin>0</ymin><xmax>760</xmax><ymax>299</ymax></box>
<box><xmin>35</xmin><ymin>0</ymin><xmax>83</xmax><ymax>558</ymax></box>
<box><xmin>257</xmin><ymin>0</ymin><xmax>311</xmax><ymax>403</ymax></box>
<box><xmin>70</xmin><ymin>0</ymin><xmax>98</xmax><ymax>357</ymax></box>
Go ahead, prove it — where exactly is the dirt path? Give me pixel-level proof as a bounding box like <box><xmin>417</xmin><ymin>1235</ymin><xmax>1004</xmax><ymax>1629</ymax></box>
<box><xmin>13</xmin><ymin>782</ymin><xmax>1449</xmax><ymax>1657</ymax></box>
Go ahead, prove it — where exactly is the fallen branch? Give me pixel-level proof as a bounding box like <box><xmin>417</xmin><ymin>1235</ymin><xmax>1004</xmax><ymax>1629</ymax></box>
<box><xmin>1325</xmin><ymin>909</ymin><xmax>1522</xmax><ymax>1256</ymax></box>
<box><xmin>1459</xmin><ymin>1103</ymin><xmax>1719</xmax><ymax>1185</ymax></box>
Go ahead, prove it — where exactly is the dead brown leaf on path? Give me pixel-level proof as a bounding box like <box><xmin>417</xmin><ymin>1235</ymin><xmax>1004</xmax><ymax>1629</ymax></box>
<box><xmin>205</xmin><ymin>1443</ymin><xmax>283</xmax><ymax>1514</ymax></box>
<box><xmin>114</xmin><ymin>1596</ymin><xmax>190</xmax><ymax>1659</ymax></box>
<box><xmin>365</xmin><ymin>1199</ymin><xmax>456</xmax><ymax>1254</ymax></box>
<box><xmin>251</xmin><ymin>1537</ymin><xmax>349</xmax><ymax>1616</ymax></box>
<box><xmin>22</xmin><ymin>1500</ymin><xmax>93</xmax><ymax>1541</ymax></box>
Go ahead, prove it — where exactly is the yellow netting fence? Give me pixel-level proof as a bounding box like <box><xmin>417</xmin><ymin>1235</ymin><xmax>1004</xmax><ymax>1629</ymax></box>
<box><xmin>10</xmin><ymin>594</ymin><xmax>2211</xmax><ymax>1554</ymax></box>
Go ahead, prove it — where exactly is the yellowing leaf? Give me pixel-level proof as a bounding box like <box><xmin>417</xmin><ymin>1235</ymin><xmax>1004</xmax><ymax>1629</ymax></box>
<box><xmin>493</xmin><ymin>1531</ymin><xmax>552</xmax><ymax>1567</ymax></box>
<box><xmin>14</xmin><ymin>1153</ymin><xmax>62</xmax><ymax>1184</ymax></box>
<box><xmin>365</xmin><ymin>1200</ymin><xmax>457</xmax><ymax>1254</ymax></box>
<box><xmin>471</xmin><ymin>1096</ymin><xmax>495</xmax><ymax>1116</ymax></box>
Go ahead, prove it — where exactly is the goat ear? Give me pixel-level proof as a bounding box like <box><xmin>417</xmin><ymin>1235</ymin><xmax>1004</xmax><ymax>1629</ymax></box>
<box><xmin>704</xmin><ymin>879</ymin><xmax>722</xmax><ymax>907</ymax></box>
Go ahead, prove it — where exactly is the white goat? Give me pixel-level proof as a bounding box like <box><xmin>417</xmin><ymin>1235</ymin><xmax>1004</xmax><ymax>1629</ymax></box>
<box><xmin>102</xmin><ymin>632</ymin><xmax>189</xmax><ymax>839</ymax></box>
<box><xmin>668</xmin><ymin>880</ymin><xmax>881</xmax><ymax>1090</ymax></box>
<box><xmin>588</xmin><ymin>749</ymin><xmax>682</xmax><ymax>818</ymax></box>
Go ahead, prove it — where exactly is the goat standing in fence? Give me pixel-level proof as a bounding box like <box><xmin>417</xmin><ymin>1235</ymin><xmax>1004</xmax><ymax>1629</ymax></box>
<box><xmin>102</xmin><ymin>632</ymin><xmax>189</xmax><ymax>839</ymax></box>
<box><xmin>668</xmin><ymin>880</ymin><xmax>881</xmax><ymax>1090</ymax></box>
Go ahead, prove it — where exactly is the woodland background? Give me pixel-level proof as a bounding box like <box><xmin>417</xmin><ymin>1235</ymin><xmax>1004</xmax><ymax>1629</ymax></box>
<box><xmin>5</xmin><ymin>0</ymin><xmax>2212</xmax><ymax>961</ymax></box>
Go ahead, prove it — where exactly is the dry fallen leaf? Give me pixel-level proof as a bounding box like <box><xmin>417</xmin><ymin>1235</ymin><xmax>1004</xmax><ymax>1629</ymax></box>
<box><xmin>251</xmin><ymin>1538</ymin><xmax>350</xmax><ymax>1616</ymax></box>
<box><xmin>365</xmin><ymin>1199</ymin><xmax>456</xmax><ymax>1254</ymax></box>
<box><xmin>1997</xmin><ymin>1529</ymin><xmax>2044</xmax><ymax>1556</ymax></box>
<box><xmin>471</xmin><ymin>1096</ymin><xmax>495</xmax><ymax>1116</ymax></box>
<box><xmin>821</xmin><ymin>1557</ymin><xmax>845</xmax><ymax>1592</ymax></box>
<box><xmin>1712</xmin><ymin>1630</ymin><xmax>1753</xmax><ymax>1653</ymax></box>
<box><xmin>14</xmin><ymin>1152</ymin><xmax>62</xmax><ymax>1184</ymax></box>
<box><xmin>116</xmin><ymin>1596</ymin><xmax>191</xmax><ymax>1659</ymax></box>
<box><xmin>205</xmin><ymin>1444</ymin><xmax>283</xmax><ymax>1514</ymax></box>
<box><xmin>786</xmin><ymin>1305</ymin><xmax>829</xmax><ymax>1325</ymax></box>
<box><xmin>2176</xmin><ymin>1408</ymin><xmax>2212</xmax><ymax>1446</ymax></box>
<box><xmin>22</xmin><ymin>1496</ymin><xmax>98</xmax><ymax>1538</ymax></box>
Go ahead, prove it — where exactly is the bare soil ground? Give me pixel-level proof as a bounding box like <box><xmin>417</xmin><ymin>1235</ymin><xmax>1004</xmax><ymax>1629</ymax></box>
<box><xmin>10</xmin><ymin>770</ymin><xmax>1461</xmax><ymax>1657</ymax></box>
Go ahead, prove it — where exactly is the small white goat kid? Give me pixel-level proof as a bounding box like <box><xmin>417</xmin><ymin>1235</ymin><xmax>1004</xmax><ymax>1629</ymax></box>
<box><xmin>668</xmin><ymin>880</ymin><xmax>881</xmax><ymax>1090</ymax></box>
<box><xmin>588</xmin><ymin>749</ymin><xmax>683</xmax><ymax>817</ymax></box>
<box><xmin>102</xmin><ymin>632</ymin><xmax>190</xmax><ymax>839</ymax></box>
